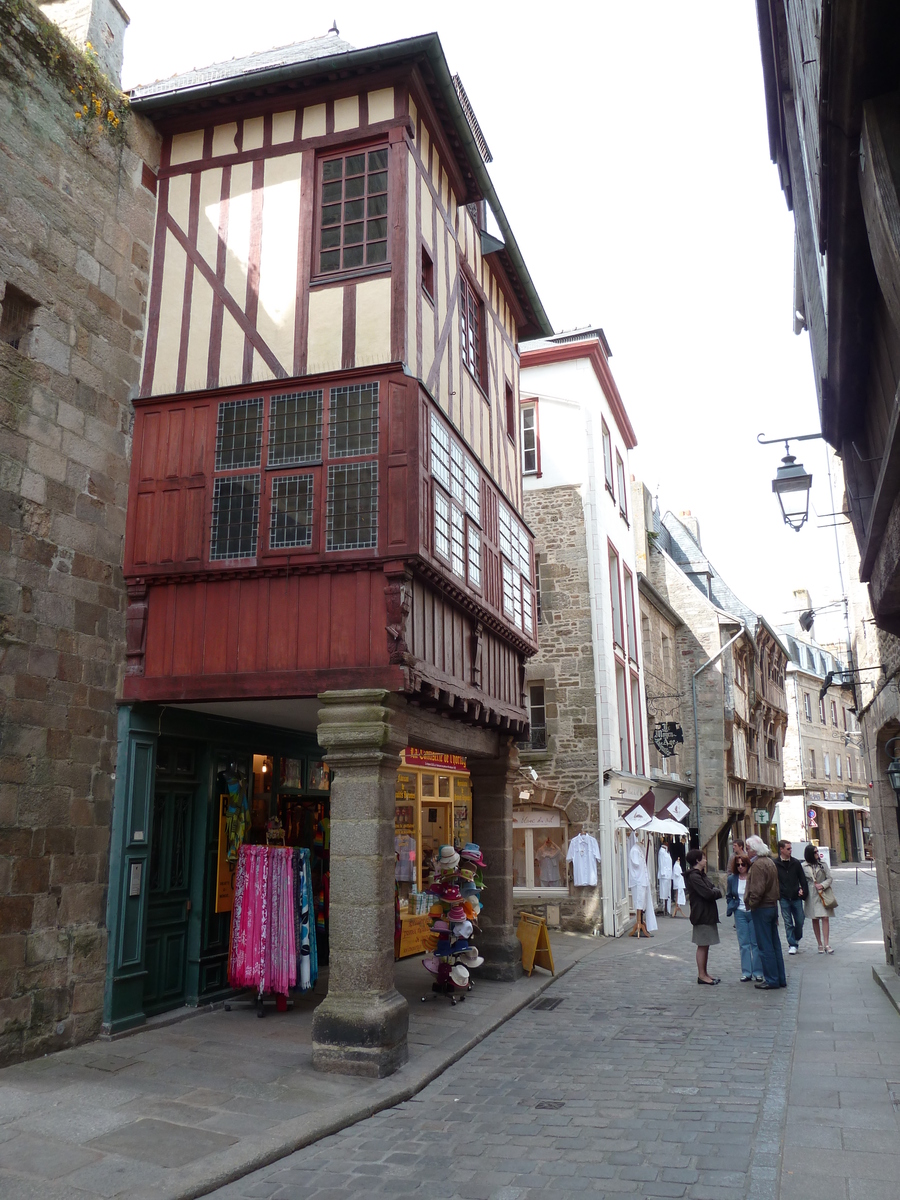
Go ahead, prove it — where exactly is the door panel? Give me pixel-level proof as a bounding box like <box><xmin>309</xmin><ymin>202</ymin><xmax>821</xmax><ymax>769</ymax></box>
<box><xmin>143</xmin><ymin>787</ymin><xmax>193</xmax><ymax>1014</ymax></box>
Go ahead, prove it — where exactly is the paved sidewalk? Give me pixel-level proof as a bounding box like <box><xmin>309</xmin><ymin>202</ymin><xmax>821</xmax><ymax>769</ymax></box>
<box><xmin>0</xmin><ymin>926</ymin><xmax>603</xmax><ymax>1200</ymax></box>
<box><xmin>207</xmin><ymin>865</ymin><xmax>899</xmax><ymax>1200</ymax></box>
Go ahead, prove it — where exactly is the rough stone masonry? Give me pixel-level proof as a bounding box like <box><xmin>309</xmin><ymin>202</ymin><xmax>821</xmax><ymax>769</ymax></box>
<box><xmin>0</xmin><ymin>1</ymin><xmax>159</xmax><ymax>1062</ymax></box>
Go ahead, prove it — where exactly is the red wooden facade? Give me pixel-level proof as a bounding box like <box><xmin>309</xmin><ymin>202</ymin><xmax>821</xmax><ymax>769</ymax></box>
<box><xmin>124</xmin><ymin>367</ymin><xmax>536</xmax><ymax>730</ymax></box>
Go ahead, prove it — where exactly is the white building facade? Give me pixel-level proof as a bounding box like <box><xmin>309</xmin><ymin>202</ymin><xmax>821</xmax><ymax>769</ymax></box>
<box><xmin>518</xmin><ymin>329</ymin><xmax>651</xmax><ymax>936</ymax></box>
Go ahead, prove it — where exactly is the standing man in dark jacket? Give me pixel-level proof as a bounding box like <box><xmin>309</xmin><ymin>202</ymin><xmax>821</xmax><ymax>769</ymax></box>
<box><xmin>745</xmin><ymin>836</ymin><xmax>786</xmax><ymax>990</ymax></box>
<box><xmin>775</xmin><ymin>839</ymin><xmax>809</xmax><ymax>955</ymax></box>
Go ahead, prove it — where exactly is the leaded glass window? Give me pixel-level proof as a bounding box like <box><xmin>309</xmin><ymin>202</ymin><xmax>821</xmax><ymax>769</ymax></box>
<box><xmin>318</xmin><ymin>147</ymin><xmax>389</xmax><ymax>274</ymax></box>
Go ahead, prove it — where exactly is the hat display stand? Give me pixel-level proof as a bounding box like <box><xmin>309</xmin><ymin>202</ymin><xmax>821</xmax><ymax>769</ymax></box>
<box><xmin>420</xmin><ymin>844</ymin><xmax>485</xmax><ymax>1006</ymax></box>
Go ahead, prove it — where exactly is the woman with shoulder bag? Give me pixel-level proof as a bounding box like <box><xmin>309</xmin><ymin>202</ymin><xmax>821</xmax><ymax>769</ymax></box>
<box><xmin>803</xmin><ymin>844</ymin><xmax>837</xmax><ymax>953</ymax></box>
<box><xmin>727</xmin><ymin>855</ymin><xmax>764</xmax><ymax>981</ymax></box>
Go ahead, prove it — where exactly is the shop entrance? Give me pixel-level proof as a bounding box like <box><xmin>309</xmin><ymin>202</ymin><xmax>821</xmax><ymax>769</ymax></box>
<box><xmin>144</xmin><ymin>742</ymin><xmax>199</xmax><ymax>1015</ymax></box>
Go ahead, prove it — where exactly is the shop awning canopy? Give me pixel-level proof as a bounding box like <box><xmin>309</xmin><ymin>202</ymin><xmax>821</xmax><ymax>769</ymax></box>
<box><xmin>810</xmin><ymin>798</ymin><xmax>869</xmax><ymax>812</ymax></box>
<box><xmin>617</xmin><ymin>816</ymin><xmax>689</xmax><ymax>835</ymax></box>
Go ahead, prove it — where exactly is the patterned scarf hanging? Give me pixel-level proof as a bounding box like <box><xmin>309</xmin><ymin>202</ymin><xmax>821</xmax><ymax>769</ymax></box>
<box><xmin>229</xmin><ymin>845</ymin><xmax>298</xmax><ymax>994</ymax></box>
<box><xmin>292</xmin><ymin>847</ymin><xmax>318</xmax><ymax>993</ymax></box>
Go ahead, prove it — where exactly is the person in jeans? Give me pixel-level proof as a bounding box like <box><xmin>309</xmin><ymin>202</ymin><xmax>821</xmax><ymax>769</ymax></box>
<box><xmin>775</xmin><ymin>839</ymin><xmax>809</xmax><ymax>955</ymax></box>
<box><xmin>726</xmin><ymin>854</ymin><xmax>763</xmax><ymax>981</ymax></box>
<box><xmin>744</xmin><ymin>835</ymin><xmax>786</xmax><ymax>990</ymax></box>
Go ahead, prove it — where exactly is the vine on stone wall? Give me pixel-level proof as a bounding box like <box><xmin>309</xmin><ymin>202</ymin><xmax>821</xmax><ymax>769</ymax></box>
<box><xmin>0</xmin><ymin>0</ymin><xmax>129</xmax><ymax>144</ymax></box>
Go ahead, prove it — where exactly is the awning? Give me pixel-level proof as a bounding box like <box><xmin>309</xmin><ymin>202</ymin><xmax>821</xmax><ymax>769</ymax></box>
<box><xmin>810</xmin><ymin>798</ymin><xmax>869</xmax><ymax>812</ymax></box>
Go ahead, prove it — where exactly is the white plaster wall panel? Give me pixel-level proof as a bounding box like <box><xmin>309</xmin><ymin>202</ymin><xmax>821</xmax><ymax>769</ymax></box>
<box><xmin>368</xmin><ymin>88</ymin><xmax>394</xmax><ymax>124</ymax></box>
<box><xmin>222</xmin><ymin>161</ymin><xmax>253</xmax><ymax>370</ymax></box>
<box><xmin>183</xmin><ymin>271</ymin><xmax>213</xmax><ymax>392</ymax></box>
<box><xmin>271</xmin><ymin>110</ymin><xmax>295</xmax><ymax>144</ymax></box>
<box><xmin>306</xmin><ymin>286</ymin><xmax>343</xmax><ymax>374</ymax></box>
<box><xmin>170</xmin><ymin>129</ymin><xmax>204</xmax><ymax>165</ymax></box>
<box><xmin>218</xmin><ymin>308</ymin><xmax>244</xmax><ymax>386</ymax></box>
<box><xmin>152</xmin><ymin>230</ymin><xmax>186</xmax><ymax>395</ymax></box>
<box><xmin>243</xmin><ymin>116</ymin><xmax>264</xmax><ymax>151</ymax></box>
<box><xmin>356</xmin><ymin>277</ymin><xmax>391</xmax><ymax>366</ymax></box>
<box><xmin>333</xmin><ymin>95</ymin><xmax>359</xmax><ymax>132</ymax></box>
<box><xmin>196</xmin><ymin>167</ymin><xmax>222</xmax><ymax>270</ymax></box>
<box><xmin>252</xmin><ymin>349</ymin><xmax>275</xmax><ymax>382</ymax></box>
<box><xmin>212</xmin><ymin>123</ymin><xmax>238</xmax><ymax>157</ymax></box>
<box><xmin>409</xmin><ymin>96</ymin><xmax>418</xmax><ymax>130</ymax></box>
<box><xmin>257</xmin><ymin>153</ymin><xmax>302</xmax><ymax>372</ymax></box>
<box><xmin>167</xmin><ymin>172</ymin><xmax>191</xmax><ymax>233</ymax></box>
<box><xmin>302</xmin><ymin>104</ymin><xmax>326</xmax><ymax>139</ymax></box>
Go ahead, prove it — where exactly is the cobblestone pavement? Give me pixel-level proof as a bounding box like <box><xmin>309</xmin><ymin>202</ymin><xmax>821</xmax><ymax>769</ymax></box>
<box><xmin>211</xmin><ymin>866</ymin><xmax>898</xmax><ymax>1200</ymax></box>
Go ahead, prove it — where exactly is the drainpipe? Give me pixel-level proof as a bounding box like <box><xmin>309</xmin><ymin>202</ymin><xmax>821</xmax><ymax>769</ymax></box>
<box><xmin>691</xmin><ymin>626</ymin><xmax>747</xmax><ymax>850</ymax></box>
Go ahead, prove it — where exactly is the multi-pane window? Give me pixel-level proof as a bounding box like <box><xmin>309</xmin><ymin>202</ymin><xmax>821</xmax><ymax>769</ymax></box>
<box><xmin>630</xmin><ymin>675</ymin><xmax>644</xmax><ymax>775</ymax></box>
<box><xmin>623</xmin><ymin>569</ymin><xmax>637</xmax><ymax>662</ymax></box>
<box><xmin>819</xmin><ymin>697</ymin><xmax>826</xmax><ymax>723</ymax></box>
<box><xmin>616</xmin><ymin>664</ymin><xmax>630</xmax><ymax>771</ymax></box>
<box><xmin>602</xmin><ymin>420</ymin><xmax>614</xmax><ymax>496</ymax></box>
<box><xmin>211</xmin><ymin>475</ymin><xmax>260</xmax><ymax>560</ymax></box>
<box><xmin>210</xmin><ymin>385</ymin><xmax>379</xmax><ymax>561</ymax></box>
<box><xmin>270</xmin><ymin>475</ymin><xmax>313</xmax><ymax>548</ymax></box>
<box><xmin>616</xmin><ymin>452</ymin><xmax>628</xmax><ymax>520</ymax></box>
<box><xmin>835</xmin><ymin>755</ymin><xmax>843</xmax><ymax>780</ymax></box>
<box><xmin>468</xmin><ymin>526</ymin><xmax>482</xmax><ymax>589</ymax></box>
<box><xmin>830</xmin><ymin>699</ymin><xmax>838</xmax><ymax>726</ymax></box>
<box><xmin>318</xmin><ymin>147</ymin><xmax>389</xmax><ymax>274</ymax></box>
<box><xmin>847</xmin><ymin>756</ymin><xmax>852</xmax><ymax>781</ymax></box>
<box><xmin>527</xmin><ymin>683</ymin><xmax>547</xmax><ymax>750</ymax></box>
<box><xmin>430</xmin><ymin>413</ymin><xmax>482</xmax><ymax>588</ymax></box>
<box><xmin>434</xmin><ymin>489</ymin><xmax>451</xmax><ymax>561</ymax></box>
<box><xmin>804</xmin><ymin>692</ymin><xmax>812</xmax><ymax>721</ymax></box>
<box><xmin>609</xmin><ymin>547</ymin><xmax>623</xmax><ymax>648</ymax></box>
<box><xmin>326</xmin><ymin>462</ymin><xmax>378</xmax><ymax>550</ymax></box>
<box><xmin>823</xmin><ymin>751</ymin><xmax>831</xmax><ymax>778</ymax></box>
<box><xmin>499</xmin><ymin>501</ymin><xmax>533</xmax><ymax>632</ymax></box>
<box><xmin>535</xmin><ymin>556</ymin><xmax>542</xmax><ymax>625</ymax></box>
<box><xmin>809</xmin><ymin>749</ymin><xmax>816</xmax><ymax>778</ymax></box>
<box><xmin>269</xmin><ymin>391</ymin><xmax>323</xmax><ymax>464</ymax></box>
<box><xmin>522</xmin><ymin>405</ymin><xmax>538</xmax><ymax>474</ymax></box>
<box><xmin>329</xmin><ymin>383</ymin><xmax>379</xmax><ymax>457</ymax></box>
<box><xmin>459</xmin><ymin>272</ymin><xmax>484</xmax><ymax>384</ymax></box>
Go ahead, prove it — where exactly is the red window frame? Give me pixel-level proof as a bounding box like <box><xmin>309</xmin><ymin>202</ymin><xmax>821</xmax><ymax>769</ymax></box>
<box><xmin>314</xmin><ymin>142</ymin><xmax>390</xmax><ymax>278</ymax></box>
<box><xmin>459</xmin><ymin>269</ymin><xmax>485</xmax><ymax>386</ymax></box>
<box><xmin>608</xmin><ymin>541</ymin><xmax>624</xmax><ymax>651</ymax></box>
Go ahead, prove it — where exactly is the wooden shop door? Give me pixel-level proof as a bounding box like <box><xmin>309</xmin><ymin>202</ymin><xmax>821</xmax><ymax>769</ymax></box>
<box><xmin>143</xmin><ymin>782</ymin><xmax>195</xmax><ymax>1014</ymax></box>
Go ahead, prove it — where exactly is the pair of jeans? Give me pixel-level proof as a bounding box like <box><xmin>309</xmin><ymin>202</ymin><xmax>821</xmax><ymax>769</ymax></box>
<box><xmin>779</xmin><ymin>897</ymin><xmax>805</xmax><ymax>948</ymax></box>
<box><xmin>750</xmin><ymin>905</ymin><xmax>786</xmax><ymax>987</ymax></box>
<box><xmin>734</xmin><ymin>907</ymin><xmax>763</xmax><ymax>978</ymax></box>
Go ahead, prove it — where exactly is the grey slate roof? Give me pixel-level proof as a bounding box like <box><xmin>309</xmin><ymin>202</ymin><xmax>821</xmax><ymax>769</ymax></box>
<box><xmin>130</xmin><ymin>34</ymin><xmax>356</xmax><ymax>100</ymax></box>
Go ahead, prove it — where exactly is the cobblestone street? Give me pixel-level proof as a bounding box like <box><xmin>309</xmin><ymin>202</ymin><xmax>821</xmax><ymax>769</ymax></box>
<box><xmin>212</xmin><ymin>866</ymin><xmax>896</xmax><ymax>1200</ymax></box>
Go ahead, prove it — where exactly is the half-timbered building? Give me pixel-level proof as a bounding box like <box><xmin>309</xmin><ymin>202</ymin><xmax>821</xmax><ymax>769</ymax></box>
<box><xmin>107</xmin><ymin>32</ymin><xmax>550</xmax><ymax>1076</ymax></box>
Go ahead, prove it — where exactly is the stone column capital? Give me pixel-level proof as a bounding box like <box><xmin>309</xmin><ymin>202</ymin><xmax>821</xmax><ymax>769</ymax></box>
<box><xmin>316</xmin><ymin>689</ymin><xmax>408</xmax><ymax>763</ymax></box>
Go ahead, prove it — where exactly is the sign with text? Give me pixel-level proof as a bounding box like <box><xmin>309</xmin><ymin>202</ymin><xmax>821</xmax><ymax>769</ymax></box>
<box><xmin>403</xmin><ymin>747</ymin><xmax>468</xmax><ymax>772</ymax></box>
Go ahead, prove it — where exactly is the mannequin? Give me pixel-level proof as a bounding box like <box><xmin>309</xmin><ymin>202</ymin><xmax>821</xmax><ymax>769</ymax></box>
<box><xmin>628</xmin><ymin>839</ymin><xmax>658</xmax><ymax>937</ymax></box>
<box><xmin>657</xmin><ymin>840</ymin><xmax>673</xmax><ymax>915</ymax></box>
<box><xmin>535</xmin><ymin>836</ymin><xmax>564</xmax><ymax>886</ymax></box>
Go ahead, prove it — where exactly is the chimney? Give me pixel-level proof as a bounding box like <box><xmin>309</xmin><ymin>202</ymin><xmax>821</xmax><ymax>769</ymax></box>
<box><xmin>678</xmin><ymin>510</ymin><xmax>701</xmax><ymax>547</ymax></box>
<box><xmin>38</xmin><ymin>0</ymin><xmax>130</xmax><ymax>86</ymax></box>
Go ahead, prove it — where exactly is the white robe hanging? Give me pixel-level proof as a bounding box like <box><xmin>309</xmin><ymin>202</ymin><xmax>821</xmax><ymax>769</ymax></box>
<box><xmin>628</xmin><ymin>843</ymin><xmax>658</xmax><ymax>931</ymax></box>
<box><xmin>657</xmin><ymin>845</ymin><xmax>673</xmax><ymax>909</ymax></box>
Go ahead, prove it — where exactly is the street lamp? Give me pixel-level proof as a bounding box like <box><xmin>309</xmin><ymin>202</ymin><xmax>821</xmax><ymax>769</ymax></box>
<box><xmin>757</xmin><ymin>432</ymin><xmax>822</xmax><ymax>532</ymax></box>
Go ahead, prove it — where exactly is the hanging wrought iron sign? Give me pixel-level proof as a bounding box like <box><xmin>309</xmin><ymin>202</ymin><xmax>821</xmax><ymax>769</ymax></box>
<box><xmin>652</xmin><ymin>722</ymin><xmax>684</xmax><ymax>758</ymax></box>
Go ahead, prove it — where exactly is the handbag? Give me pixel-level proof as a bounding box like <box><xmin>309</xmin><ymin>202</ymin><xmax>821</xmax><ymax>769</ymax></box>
<box><xmin>815</xmin><ymin>866</ymin><xmax>838</xmax><ymax>910</ymax></box>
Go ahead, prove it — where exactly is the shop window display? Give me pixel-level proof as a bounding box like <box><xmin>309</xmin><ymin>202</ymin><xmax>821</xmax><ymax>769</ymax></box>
<box><xmin>513</xmin><ymin>809</ymin><xmax>569</xmax><ymax>893</ymax></box>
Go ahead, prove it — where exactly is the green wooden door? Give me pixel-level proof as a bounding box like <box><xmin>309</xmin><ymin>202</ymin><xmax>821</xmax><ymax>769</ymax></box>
<box><xmin>143</xmin><ymin>785</ymin><xmax>194</xmax><ymax>1014</ymax></box>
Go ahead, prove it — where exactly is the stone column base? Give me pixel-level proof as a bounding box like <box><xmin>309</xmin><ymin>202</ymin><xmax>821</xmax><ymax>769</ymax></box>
<box><xmin>477</xmin><ymin>931</ymin><xmax>523</xmax><ymax>982</ymax></box>
<box><xmin>311</xmin><ymin>988</ymin><xmax>409</xmax><ymax>1077</ymax></box>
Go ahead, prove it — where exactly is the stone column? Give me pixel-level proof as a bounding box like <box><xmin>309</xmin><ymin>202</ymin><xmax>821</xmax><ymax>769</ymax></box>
<box><xmin>312</xmin><ymin>690</ymin><xmax>409</xmax><ymax>1077</ymax></box>
<box><xmin>470</xmin><ymin>739</ymin><xmax>522</xmax><ymax>981</ymax></box>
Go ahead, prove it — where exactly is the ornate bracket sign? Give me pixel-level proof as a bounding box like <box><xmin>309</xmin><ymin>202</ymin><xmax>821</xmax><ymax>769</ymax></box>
<box><xmin>653</xmin><ymin>722</ymin><xmax>684</xmax><ymax>758</ymax></box>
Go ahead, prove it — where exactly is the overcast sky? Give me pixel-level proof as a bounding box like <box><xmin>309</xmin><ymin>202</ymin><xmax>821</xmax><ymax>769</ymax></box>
<box><xmin>121</xmin><ymin>0</ymin><xmax>848</xmax><ymax>647</ymax></box>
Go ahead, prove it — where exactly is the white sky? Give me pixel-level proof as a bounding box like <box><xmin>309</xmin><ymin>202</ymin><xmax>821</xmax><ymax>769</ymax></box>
<box><xmin>120</xmin><ymin>0</ymin><xmax>848</xmax><ymax>646</ymax></box>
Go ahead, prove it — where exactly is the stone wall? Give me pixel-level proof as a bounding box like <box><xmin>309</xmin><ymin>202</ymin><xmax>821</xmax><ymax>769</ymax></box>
<box><xmin>520</xmin><ymin>484</ymin><xmax>601</xmax><ymax>929</ymax></box>
<box><xmin>0</xmin><ymin>4</ymin><xmax>159</xmax><ymax>1062</ymax></box>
